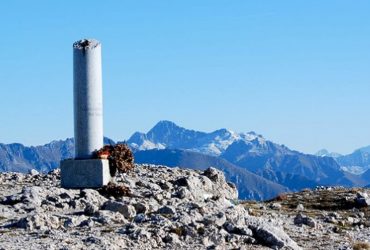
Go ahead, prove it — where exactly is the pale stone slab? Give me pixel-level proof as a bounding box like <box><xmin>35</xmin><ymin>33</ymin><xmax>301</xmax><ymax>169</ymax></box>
<box><xmin>60</xmin><ymin>159</ymin><xmax>110</xmax><ymax>188</ymax></box>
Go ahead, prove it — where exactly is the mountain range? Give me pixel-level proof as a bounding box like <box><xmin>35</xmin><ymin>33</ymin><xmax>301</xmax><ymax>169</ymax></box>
<box><xmin>128</xmin><ymin>121</ymin><xmax>368</xmax><ymax>188</ymax></box>
<box><xmin>1</xmin><ymin>120</ymin><xmax>370</xmax><ymax>200</ymax></box>
<box><xmin>128</xmin><ymin>120</ymin><xmax>262</xmax><ymax>156</ymax></box>
<box><xmin>316</xmin><ymin>146</ymin><xmax>370</xmax><ymax>175</ymax></box>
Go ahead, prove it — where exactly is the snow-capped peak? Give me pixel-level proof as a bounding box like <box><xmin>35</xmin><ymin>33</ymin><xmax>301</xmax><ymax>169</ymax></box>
<box><xmin>127</xmin><ymin>121</ymin><xmax>267</xmax><ymax>156</ymax></box>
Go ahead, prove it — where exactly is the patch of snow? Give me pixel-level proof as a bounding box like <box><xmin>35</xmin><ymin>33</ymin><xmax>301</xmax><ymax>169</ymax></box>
<box><xmin>133</xmin><ymin>140</ymin><xmax>166</xmax><ymax>151</ymax></box>
<box><xmin>340</xmin><ymin>166</ymin><xmax>370</xmax><ymax>175</ymax></box>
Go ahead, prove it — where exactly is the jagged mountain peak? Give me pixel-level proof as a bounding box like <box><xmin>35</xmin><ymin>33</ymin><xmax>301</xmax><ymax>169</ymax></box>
<box><xmin>130</xmin><ymin>121</ymin><xmax>280</xmax><ymax>157</ymax></box>
<box><xmin>127</xmin><ymin>121</ymin><xmax>262</xmax><ymax>155</ymax></box>
<box><xmin>127</xmin><ymin>121</ymin><xmax>295</xmax><ymax>157</ymax></box>
<box><xmin>315</xmin><ymin>149</ymin><xmax>342</xmax><ymax>158</ymax></box>
<box><xmin>149</xmin><ymin>120</ymin><xmax>182</xmax><ymax>132</ymax></box>
<box><xmin>211</xmin><ymin>128</ymin><xmax>232</xmax><ymax>135</ymax></box>
<box><xmin>147</xmin><ymin>120</ymin><xmax>205</xmax><ymax>139</ymax></box>
<box><xmin>316</xmin><ymin>149</ymin><xmax>330</xmax><ymax>156</ymax></box>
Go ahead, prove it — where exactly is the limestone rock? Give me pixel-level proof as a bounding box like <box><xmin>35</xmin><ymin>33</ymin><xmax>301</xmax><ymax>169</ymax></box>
<box><xmin>157</xmin><ymin>205</ymin><xmax>176</xmax><ymax>215</ymax></box>
<box><xmin>245</xmin><ymin>215</ymin><xmax>301</xmax><ymax>250</ymax></box>
<box><xmin>15</xmin><ymin>213</ymin><xmax>60</xmax><ymax>230</ymax></box>
<box><xmin>270</xmin><ymin>202</ymin><xmax>282</xmax><ymax>210</ymax></box>
<box><xmin>84</xmin><ymin>203</ymin><xmax>99</xmax><ymax>216</ymax></box>
<box><xmin>29</xmin><ymin>169</ymin><xmax>39</xmax><ymax>176</ymax></box>
<box><xmin>80</xmin><ymin>189</ymin><xmax>108</xmax><ymax>207</ymax></box>
<box><xmin>355</xmin><ymin>192</ymin><xmax>370</xmax><ymax>207</ymax></box>
<box><xmin>294</xmin><ymin>213</ymin><xmax>317</xmax><ymax>228</ymax></box>
<box><xmin>0</xmin><ymin>164</ymin><xmax>304</xmax><ymax>250</ymax></box>
<box><xmin>101</xmin><ymin>200</ymin><xmax>136</xmax><ymax>219</ymax></box>
<box><xmin>296</xmin><ymin>204</ymin><xmax>304</xmax><ymax>211</ymax></box>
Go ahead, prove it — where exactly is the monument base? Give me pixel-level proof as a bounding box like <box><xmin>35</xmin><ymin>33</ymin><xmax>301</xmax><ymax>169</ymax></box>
<box><xmin>60</xmin><ymin>159</ymin><xmax>110</xmax><ymax>188</ymax></box>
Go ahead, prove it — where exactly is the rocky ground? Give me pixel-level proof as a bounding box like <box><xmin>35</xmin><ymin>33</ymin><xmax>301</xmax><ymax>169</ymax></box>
<box><xmin>243</xmin><ymin>187</ymin><xmax>370</xmax><ymax>250</ymax></box>
<box><xmin>0</xmin><ymin>164</ymin><xmax>369</xmax><ymax>250</ymax></box>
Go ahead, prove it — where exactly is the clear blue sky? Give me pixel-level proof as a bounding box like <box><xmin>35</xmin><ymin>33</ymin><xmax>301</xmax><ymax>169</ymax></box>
<box><xmin>0</xmin><ymin>1</ymin><xmax>369</xmax><ymax>154</ymax></box>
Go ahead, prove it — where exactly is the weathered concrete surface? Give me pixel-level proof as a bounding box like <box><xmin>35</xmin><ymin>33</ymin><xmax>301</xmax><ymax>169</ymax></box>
<box><xmin>73</xmin><ymin>39</ymin><xmax>103</xmax><ymax>159</ymax></box>
<box><xmin>60</xmin><ymin>159</ymin><xmax>110</xmax><ymax>188</ymax></box>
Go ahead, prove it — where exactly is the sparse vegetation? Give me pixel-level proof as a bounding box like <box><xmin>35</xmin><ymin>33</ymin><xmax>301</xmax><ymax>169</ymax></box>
<box><xmin>98</xmin><ymin>182</ymin><xmax>131</xmax><ymax>198</ymax></box>
<box><xmin>270</xmin><ymin>193</ymin><xmax>288</xmax><ymax>202</ymax></box>
<box><xmin>95</xmin><ymin>144</ymin><xmax>134</xmax><ymax>177</ymax></box>
<box><xmin>353</xmin><ymin>242</ymin><xmax>370</xmax><ymax>250</ymax></box>
<box><xmin>170</xmin><ymin>226</ymin><xmax>186</xmax><ymax>237</ymax></box>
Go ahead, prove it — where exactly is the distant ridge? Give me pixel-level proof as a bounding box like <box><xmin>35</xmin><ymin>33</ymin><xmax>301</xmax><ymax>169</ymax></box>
<box><xmin>336</xmin><ymin>146</ymin><xmax>370</xmax><ymax>175</ymax></box>
<box><xmin>1</xmin><ymin>120</ymin><xmax>370</xmax><ymax>199</ymax></box>
<box><xmin>128</xmin><ymin>121</ymin><xmax>364</xmax><ymax>189</ymax></box>
<box><xmin>0</xmin><ymin>138</ymin><xmax>114</xmax><ymax>173</ymax></box>
<box><xmin>127</xmin><ymin>120</ymin><xmax>263</xmax><ymax>156</ymax></box>
<box><xmin>315</xmin><ymin>149</ymin><xmax>342</xmax><ymax>158</ymax></box>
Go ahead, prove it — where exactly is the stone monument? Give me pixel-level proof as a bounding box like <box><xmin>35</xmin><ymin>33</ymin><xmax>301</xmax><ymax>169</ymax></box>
<box><xmin>60</xmin><ymin>39</ymin><xmax>110</xmax><ymax>188</ymax></box>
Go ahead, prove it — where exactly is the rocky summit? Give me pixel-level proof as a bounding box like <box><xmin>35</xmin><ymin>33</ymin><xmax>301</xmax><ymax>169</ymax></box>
<box><xmin>0</xmin><ymin>164</ymin><xmax>300</xmax><ymax>250</ymax></box>
<box><xmin>0</xmin><ymin>165</ymin><xmax>369</xmax><ymax>249</ymax></box>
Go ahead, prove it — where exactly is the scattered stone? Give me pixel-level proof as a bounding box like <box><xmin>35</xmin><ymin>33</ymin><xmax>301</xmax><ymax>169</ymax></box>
<box><xmin>176</xmin><ymin>186</ymin><xmax>191</xmax><ymax>199</ymax></box>
<box><xmin>101</xmin><ymin>201</ymin><xmax>136</xmax><ymax>219</ymax></box>
<box><xmin>296</xmin><ymin>204</ymin><xmax>304</xmax><ymax>211</ymax></box>
<box><xmin>203</xmin><ymin>212</ymin><xmax>226</xmax><ymax>227</ymax></box>
<box><xmin>63</xmin><ymin>215</ymin><xmax>88</xmax><ymax>228</ymax></box>
<box><xmin>355</xmin><ymin>192</ymin><xmax>370</xmax><ymax>207</ymax></box>
<box><xmin>223</xmin><ymin>222</ymin><xmax>253</xmax><ymax>236</ymax></box>
<box><xmin>80</xmin><ymin>189</ymin><xmax>107</xmax><ymax>207</ymax></box>
<box><xmin>157</xmin><ymin>205</ymin><xmax>176</xmax><ymax>215</ymax></box>
<box><xmin>270</xmin><ymin>202</ymin><xmax>282</xmax><ymax>210</ymax></box>
<box><xmin>294</xmin><ymin>213</ymin><xmax>317</xmax><ymax>228</ymax></box>
<box><xmin>133</xmin><ymin>213</ymin><xmax>146</xmax><ymax>223</ymax></box>
<box><xmin>96</xmin><ymin>210</ymin><xmax>127</xmax><ymax>225</ymax></box>
<box><xmin>315</xmin><ymin>186</ymin><xmax>345</xmax><ymax>191</ymax></box>
<box><xmin>29</xmin><ymin>169</ymin><xmax>39</xmax><ymax>176</ymax></box>
<box><xmin>203</xmin><ymin>167</ymin><xmax>224</xmax><ymax>182</ymax></box>
<box><xmin>15</xmin><ymin>213</ymin><xmax>60</xmax><ymax>230</ymax></box>
<box><xmin>2</xmin><ymin>163</ymin><xmax>344</xmax><ymax>249</ymax></box>
<box><xmin>162</xmin><ymin>233</ymin><xmax>180</xmax><ymax>244</ymax></box>
<box><xmin>133</xmin><ymin>202</ymin><xmax>148</xmax><ymax>214</ymax></box>
<box><xmin>79</xmin><ymin>218</ymin><xmax>95</xmax><ymax>227</ymax></box>
<box><xmin>247</xmin><ymin>216</ymin><xmax>301</xmax><ymax>250</ymax></box>
<box><xmin>84</xmin><ymin>203</ymin><xmax>99</xmax><ymax>216</ymax></box>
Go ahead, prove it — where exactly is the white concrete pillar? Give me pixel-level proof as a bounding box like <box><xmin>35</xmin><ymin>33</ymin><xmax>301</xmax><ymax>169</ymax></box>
<box><xmin>60</xmin><ymin>39</ymin><xmax>109</xmax><ymax>188</ymax></box>
<box><xmin>73</xmin><ymin>39</ymin><xmax>103</xmax><ymax>159</ymax></box>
